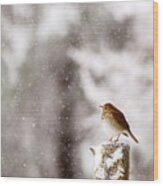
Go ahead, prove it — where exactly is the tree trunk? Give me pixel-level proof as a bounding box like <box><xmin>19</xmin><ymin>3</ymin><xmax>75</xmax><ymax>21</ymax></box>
<box><xmin>55</xmin><ymin>57</ymin><xmax>78</xmax><ymax>178</ymax></box>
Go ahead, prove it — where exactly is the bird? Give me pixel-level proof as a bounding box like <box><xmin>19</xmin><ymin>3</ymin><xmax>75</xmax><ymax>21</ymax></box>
<box><xmin>99</xmin><ymin>103</ymin><xmax>139</xmax><ymax>143</ymax></box>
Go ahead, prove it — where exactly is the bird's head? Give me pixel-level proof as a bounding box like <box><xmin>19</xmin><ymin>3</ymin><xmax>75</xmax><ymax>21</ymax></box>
<box><xmin>99</xmin><ymin>103</ymin><xmax>113</xmax><ymax>112</ymax></box>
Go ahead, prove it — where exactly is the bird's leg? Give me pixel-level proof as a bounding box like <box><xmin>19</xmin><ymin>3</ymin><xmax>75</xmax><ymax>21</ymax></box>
<box><xmin>108</xmin><ymin>136</ymin><xmax>113</xmax><ymax>142</ymax></box>
<box><xmin>115</xmin><ymin>133</ymin><xmax>121</xmax><ymax>142</ymax></box>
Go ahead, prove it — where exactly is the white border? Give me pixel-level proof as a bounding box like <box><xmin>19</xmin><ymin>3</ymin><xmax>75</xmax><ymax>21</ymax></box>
<box><xmin>0</xmin><ymin>0</ymin><xmax>154</xmax><ymax>5</ymax></box>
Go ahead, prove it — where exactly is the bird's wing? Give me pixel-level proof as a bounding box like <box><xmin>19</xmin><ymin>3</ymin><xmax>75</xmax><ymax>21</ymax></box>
<box><xmin>111</xmin><ymin>110</ymin><xmax>130</xmax><ymax>130</ymax></box>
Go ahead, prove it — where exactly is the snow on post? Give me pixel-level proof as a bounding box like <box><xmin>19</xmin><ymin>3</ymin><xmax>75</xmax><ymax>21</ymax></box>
<box><xmin>90</xmin><ymin>140</ymin><xmax>130</xmax><ymax>180</ymax></box>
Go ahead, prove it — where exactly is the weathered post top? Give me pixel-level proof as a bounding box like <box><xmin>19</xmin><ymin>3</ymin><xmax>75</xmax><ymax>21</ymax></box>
<box><xmin>90</xmin><ymin>140</ymin><xmax>130</xmax><ymax>180</ymax></box>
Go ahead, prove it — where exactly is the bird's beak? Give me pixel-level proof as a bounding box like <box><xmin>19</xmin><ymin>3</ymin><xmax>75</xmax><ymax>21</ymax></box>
<box><xmin>99</xmin><ymin>105</ymin><xmax>103</xmax><ymax>108</ymax></box>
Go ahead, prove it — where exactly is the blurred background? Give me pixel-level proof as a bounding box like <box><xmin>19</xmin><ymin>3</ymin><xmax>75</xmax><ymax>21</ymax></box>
<box><xmin>1</xmin><ymin>1</ymin><xmax>154</xmax><ymax>180</ymax></box>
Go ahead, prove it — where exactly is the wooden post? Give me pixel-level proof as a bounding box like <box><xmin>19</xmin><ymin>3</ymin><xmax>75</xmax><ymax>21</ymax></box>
<box><xmin>90</xmin><ymin>140</ymin><xmax>130</xmax><ymax>180</ymax></box>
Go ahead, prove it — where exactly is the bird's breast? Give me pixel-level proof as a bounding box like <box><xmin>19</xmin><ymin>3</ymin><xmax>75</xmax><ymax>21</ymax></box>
<box><xmin>101</xmin><ymin>117</ymin><xmax>123</xmax><ymax>136</ymax></box>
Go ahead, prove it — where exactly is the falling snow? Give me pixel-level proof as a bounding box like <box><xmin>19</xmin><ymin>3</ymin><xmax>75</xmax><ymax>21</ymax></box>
<box><xmin>2</xmin><ymin>1</ymin><xmax>154</xmax><ymax>180</ymax></box>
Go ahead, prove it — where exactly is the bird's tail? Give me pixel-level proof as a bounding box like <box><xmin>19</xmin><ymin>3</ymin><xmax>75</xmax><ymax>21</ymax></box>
<box><xmin>127</xmin><ymin>129</ymin><xmax>139</xmax><ymax>143</ymax></box>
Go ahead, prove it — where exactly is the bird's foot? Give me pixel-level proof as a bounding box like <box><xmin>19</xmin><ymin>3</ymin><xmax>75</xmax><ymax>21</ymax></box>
<box><xmin>114</xmin><ymin>137</ymin><xmax>119</xmax><ymax>143</ymax></box>
<box><xmin>113</xmin><ymin>134</ymin><xmax>121</xmax><ymax>143</ymax></box>
<box><xmin>108</xmin><ymin>137</ymin><xmax>113</xmax><ymax>143</ymax></box>
<box><xmin>108</xmin><ymin>134</ymin><xmax>121</xmax><ymax>143</ymax></box>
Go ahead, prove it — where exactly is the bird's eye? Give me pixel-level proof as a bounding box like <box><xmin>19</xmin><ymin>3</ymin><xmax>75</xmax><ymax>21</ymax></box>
<box><xmin>105</xmin><ymin>106</ymin><xmax>109</xmax><ymax>110</ymax></box>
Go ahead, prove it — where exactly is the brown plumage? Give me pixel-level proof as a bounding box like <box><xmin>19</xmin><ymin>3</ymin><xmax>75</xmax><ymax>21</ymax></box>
<box><xmin>100</xmin><ymin>103</ymin><xmax>139</xmax><ymax>143</ymax></box>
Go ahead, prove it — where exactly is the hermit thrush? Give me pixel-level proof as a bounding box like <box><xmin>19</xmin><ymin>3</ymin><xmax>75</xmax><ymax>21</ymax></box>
<box><xmin>100</xmin><ymin>103</ymin><xmax>139</xmax><ymax>143</ymax></box>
